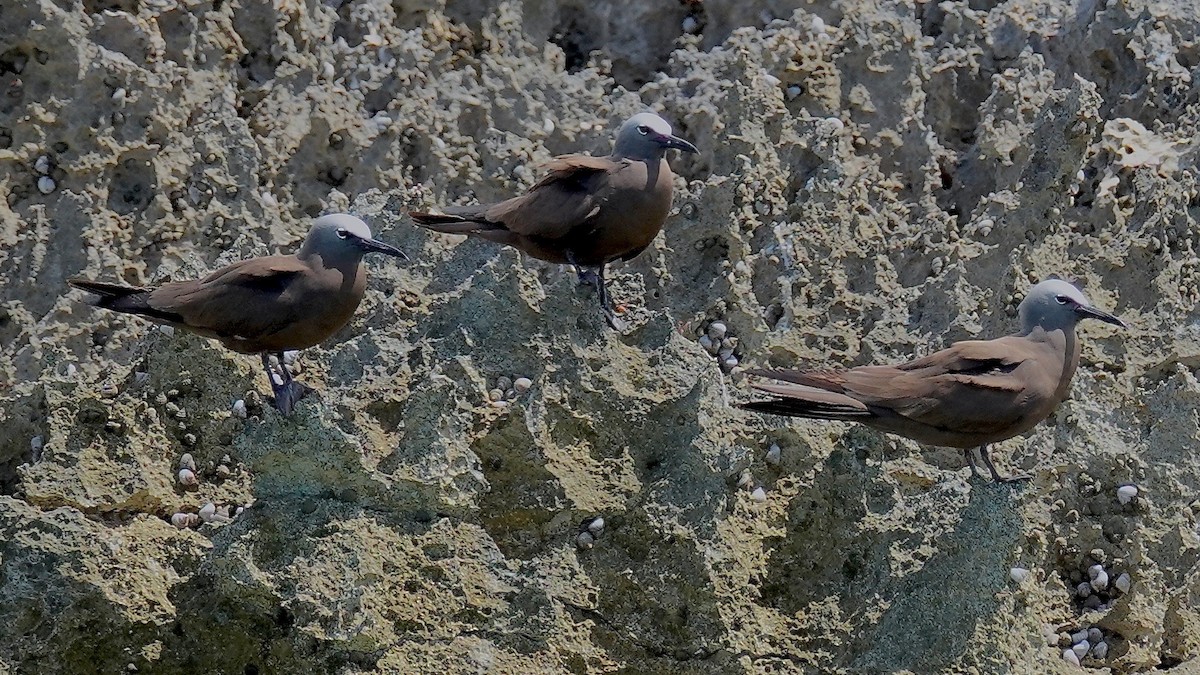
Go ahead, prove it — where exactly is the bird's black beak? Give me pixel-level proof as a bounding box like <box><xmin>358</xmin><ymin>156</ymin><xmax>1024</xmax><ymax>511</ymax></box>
<box><xmin>1075</xmin><ymin>304</ymin><xmax>1126</xmax><ymax>328</ymax></box>
<box><xmin>354</xmin><ymin>235</ymin><xmax>410</xmax><ymax>261</ymax></box>
<box><xmin>652</xmin><ymin>132</ymin><xmax>699</xmax><ymax>154</ymax></box>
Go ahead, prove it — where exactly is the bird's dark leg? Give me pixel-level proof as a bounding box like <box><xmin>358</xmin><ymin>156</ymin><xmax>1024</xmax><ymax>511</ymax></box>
<box><xmin>261</xmin><ymin>353</ymin><xmax>289</xmax><ymax>411</ymax></box>
<box><xmin>566</xmin><ymin>252</ymin><xmax>624</xmax><ymax>330</ymax></box>
<box><xmin>566</xmin><ymin>251</ymin><xmax>603</xmax><ymax>289</ymax></box>
<box><xmin>274</xmin><ymin>352</ymin><xmax>293</xmax><ymax>384</ymax></box>
<box><xmin>261</xmin><ymin>352</ymin><xmax>307</xmax><ymax>414</ymax></box>
<box><xmin>964</xmin><ymin>447</ymin><xmax>983</xmax><ymax>480</ymax></box>
<box><xmin>594</xmin><ymin>264</ymin><xmax>627</xmax><ymax>331</ymax></box>
<box><xmin>979</xmin><ymin>444</ymin><xmax>1032</xmax><ymax>483</ymax></box>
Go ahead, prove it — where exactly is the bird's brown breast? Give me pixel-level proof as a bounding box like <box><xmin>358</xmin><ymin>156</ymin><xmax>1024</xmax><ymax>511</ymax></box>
<box><xmin>564</xmin><ymin>157</ymin><xmax>674</xmax><ymax>266</ymax></box>
<box><xmin>270</xmin><ymin>261</ymin><xmax>367</xmax><ymax>351</ymax></box>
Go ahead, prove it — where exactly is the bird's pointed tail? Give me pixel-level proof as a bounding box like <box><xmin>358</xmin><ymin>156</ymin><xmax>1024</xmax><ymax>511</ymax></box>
<box><xmin>409</xmin><ymin>207</ymin><xmax>502</xmax><ymax>234</ymax></box>
<box><xmin>737</xmin><ymin>369</ymin><xmax>873</xmax><ymax>420</ymax></box>
<box><xmin>68</xmin><ymin>278</ymin><xmax>149</xmax><ymax>305</ymax></box>
<box><xmin>68</xmin><ymin>277</ymin><xmax>183</xmax><ymax>324</ymax></box>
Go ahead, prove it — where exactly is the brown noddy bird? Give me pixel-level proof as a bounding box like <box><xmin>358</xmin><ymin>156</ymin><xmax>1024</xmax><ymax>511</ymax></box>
<box><xmin>409</xmin><ymin>111</ymin><xmax>698</xmax><ymax>328</ymax></box>
<box><xmin>738</xmin><ymin>279</ymin><xmax>1126</xmax><ymax>482</ymax></box>
<box><xmin>69</xmin><ymin>214</ymin><xmax>407</xmax><ymax>413</ymax></box>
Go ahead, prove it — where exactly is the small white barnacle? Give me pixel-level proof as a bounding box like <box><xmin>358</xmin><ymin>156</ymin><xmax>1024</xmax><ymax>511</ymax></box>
<box><xmin>177</xmin><ymin>468</ymin><xmax>198</xmax><ymax>487</ymax></box>
<box><xmin>575</xmin><ymin>531</ymin><xmax>595</xmax><ymax>550</ymax></box>
<box><xmin>1116</xmin><ymin>484</ymin><xmax>1138</xmax><ymax>505</ymax></box>
<box><xmin>170</xmin><ymin>512</ymin><xmax>199</xmax><ymax>529</ymax></box>
<box><xmin>765</xmin><ymin>444</ymin><xmax>781</xmax><ymax>466</ymax></box>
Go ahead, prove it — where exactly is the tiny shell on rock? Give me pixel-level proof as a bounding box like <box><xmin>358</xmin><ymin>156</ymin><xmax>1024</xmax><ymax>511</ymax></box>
<box><xmin>587</xmin><ymin>517</ymin><xmax>605</xmax><ymax>535</ymax></box>
<box><xmin>171</xmin><ymin>512</ymin><xmax>199</xmax><ymax>529</ymax></box>
<box><xmin>751</xmin><ymin>487</ymin><xmax>767</xmax><ymax>502</ymax></box>
<box><xmin>1072</xmin><ymin>641</ymin><xmax>1090</xmax><ymax>658</ymax></box>
<box><xmin>198</xmin><ymin>502</ymin><xmax>230</xmax><ymax>523</ymax></box>
<box><xmin>765</xmin><ymin>444</ymin><xmax>781</xmax><ymax>466</ymax></box>
<box><xmin>576</xmin><ymin>531</ymin><xmax>594</xmax><ymax>550</ymax></box>
<box><xmin>1009</xmin><ymin>567</ymin><xmax>1029</xmax><ymax>584</ymax></box>
<box><xmin>1115</xmin><ymin>572</ymin><xmax>1131</xmax><ymax>593</ymax></box>
<box><xmin>37</xmin><ymin>176</ymin><xmax>56</xmax><ymax>194</ymax></box>
<box><xmin>514</xmin><ymin>377</ymin><xmax>532</xmax><ymax>393</ymax></box>
<box><xmin>1062</xmin><ymin>649</ymin><xmax>1080</xmax><ymax>667</ymax></box>
<box><xmin>177</xmin><ymin>468</ymin><xmax>198</xmax><ymax>487</ymax></box>
<box><xmin>1117</xmin><ymin>485</ymin><xmax>1138</xmax><ymax>504</ymax></box>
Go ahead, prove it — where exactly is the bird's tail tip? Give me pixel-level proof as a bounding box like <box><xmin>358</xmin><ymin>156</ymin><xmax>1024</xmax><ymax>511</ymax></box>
<box><xmin>68</xmin><ymin>278</ymin><xmax>141</xmax><ymax>296</ymax></box>
<box><xmin>408</xmin><ymin>211</ymin><xmax>462</xmax><ymax>225</ymax></box>
<box><xmin>67</xmin><ymin>278</ymin><xmax>148</xmax><ymax>307</ymax></box>
<box><xmin>408</xmin><ymin>211</ymin><xmax>488</xmax><ymax>234</ymax></box>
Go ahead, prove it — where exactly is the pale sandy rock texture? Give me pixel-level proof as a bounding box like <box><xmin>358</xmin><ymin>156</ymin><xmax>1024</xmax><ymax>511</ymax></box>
<box><xmin>1</xmin><ymin>0</ymin><xmax>1199</xmax><ymax>672</ymax></box>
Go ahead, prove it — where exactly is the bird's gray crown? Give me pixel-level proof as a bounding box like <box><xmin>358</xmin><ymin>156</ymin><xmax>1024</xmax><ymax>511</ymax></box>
<box><xmin>299</xmin><ymin>214</ymin><xmax>373</xmax><ymax>261</ymax></box>
<box><xmin>613</xmin><ymin>112</ymin><xmax>678</xmax><ymax>160</ymax></box>
<box><xmin>1018</xmin><ymin>279</ymin><xmax>1098</xmax><ymax>334</ymax></box>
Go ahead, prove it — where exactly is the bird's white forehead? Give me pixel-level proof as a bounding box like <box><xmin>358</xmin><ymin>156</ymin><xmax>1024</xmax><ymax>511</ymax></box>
<box><xmin>1030</xmin><ymin>278</ymin><xmax>1090</xmax><ymax>305</ymax></box>
<box><xmin>626</xmin><ymin>111</ymin><xmax>672</xmax><ymax>135</ymax></box>
<box><xmin>314</xmin><ymin>213</ymin><xmax>372</xmax><ymax>239</ymax></box>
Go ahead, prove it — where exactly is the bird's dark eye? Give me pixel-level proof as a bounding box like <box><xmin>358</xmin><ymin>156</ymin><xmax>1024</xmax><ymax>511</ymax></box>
<box><xmin>336</xmin><ymin>228</ymin><xmax>349</xmax><ymax>239</ymax></box>
<box><xmin>637</xmin><ymin>125</ymin><xmax>650</xmax><ymax>135</ymax></box>
<box><xmin>1055</xmin><ymin>295</ymin><xmax>1071</xmax><ymax>305</ymax></box>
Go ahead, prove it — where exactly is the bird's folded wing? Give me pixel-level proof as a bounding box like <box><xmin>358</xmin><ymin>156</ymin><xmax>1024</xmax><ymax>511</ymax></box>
<box><xmin>863</xmin><ymin>337</ymin><xmax>1041</xmax><ymax>433</ymax></box>
<box><xmin>898</xmin><ymin>337</ymin><xmax>1028</xmax><ymax>375</ymax></box>
<box><xmin>150</xmin><ymin>257</ymin><xmax>308</xmax><ymax>339</ymax></box>
<box><xmin>483</xmin><ymin>154</ymin><xmax>621</xmax><ymax>240</ymax></box>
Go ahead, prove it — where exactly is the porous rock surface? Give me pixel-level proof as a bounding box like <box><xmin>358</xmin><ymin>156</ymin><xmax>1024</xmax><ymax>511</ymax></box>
<box><xmin>1</xmin><ymin>0</ymin><xmax>1199</xmax><ymax>672</ymax></box>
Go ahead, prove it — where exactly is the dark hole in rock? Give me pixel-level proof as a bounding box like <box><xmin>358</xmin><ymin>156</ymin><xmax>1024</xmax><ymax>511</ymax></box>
<box><xmin>83</xmin><ymin>0</ymin><xmax>139</xmax><ymax>12</ymax></box>
<box><xmin>108</xmin><ymin>155</ymin><xmax>157</xmax><ymax>215</ymax></box>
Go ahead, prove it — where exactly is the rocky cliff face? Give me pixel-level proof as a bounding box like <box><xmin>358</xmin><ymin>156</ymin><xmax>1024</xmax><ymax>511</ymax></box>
<box><xmin>1</xmin><ymin>0</ymin><xmax>1198</xmax><ymax>672</ymax></box>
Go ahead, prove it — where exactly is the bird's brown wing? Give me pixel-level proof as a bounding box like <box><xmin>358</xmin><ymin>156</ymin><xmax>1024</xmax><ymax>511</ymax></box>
<box><xmin>846</xmin><ymin>337</ymin><xmax>1047</xmax><ymax>434</ymax></box>
<box><xmin>482</xmin><ymin>154</ymin><xmax>623</xmax><ymax>240</ymax></box>
<box><xmin>147</xmin><ymin>256</ymin><xmax>310</xmax><ymax>344</ymax></box>
<box><xmin>744</xmin><ymin>337</ymin><xmax>1048</xmax><ymax>435</ymax></box>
